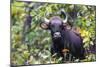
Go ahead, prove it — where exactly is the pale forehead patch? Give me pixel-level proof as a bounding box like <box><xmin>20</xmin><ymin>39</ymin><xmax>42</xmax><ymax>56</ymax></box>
<box><xmin>50</xmin><ymin>19</ymin><xmax>62</xmax><ymax>25</ymax></box>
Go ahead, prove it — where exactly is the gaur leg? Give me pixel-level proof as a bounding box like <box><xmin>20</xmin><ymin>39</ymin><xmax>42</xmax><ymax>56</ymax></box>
<box><xmin>51</xmin><ymin>45</ymin><xmax>63</xmax><ymax>59</ymax></box>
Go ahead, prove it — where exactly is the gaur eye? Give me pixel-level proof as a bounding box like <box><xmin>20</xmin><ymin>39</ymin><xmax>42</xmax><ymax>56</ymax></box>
<box><xmin>59</xmin><ymin>25</ymin><xmax>62</xmax><ymax>28</ymax></box>
<box><xmin>51</xmin><ymin>25</ymin><xmax>55</xmax><ymax>27</ymax></box>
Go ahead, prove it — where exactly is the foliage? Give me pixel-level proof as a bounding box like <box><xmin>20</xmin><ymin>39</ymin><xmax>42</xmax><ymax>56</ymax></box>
<box><xmin>11</xmin><ymin>1</ymin><xmax>96</xmax><ymax>66</ymax></box>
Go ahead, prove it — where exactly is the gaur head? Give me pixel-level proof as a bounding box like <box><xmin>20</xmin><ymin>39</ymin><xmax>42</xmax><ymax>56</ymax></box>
<box><xmin>40</xmin><ymin>10</ymin><xmax>71</xmax><ymax>39</ymax></box>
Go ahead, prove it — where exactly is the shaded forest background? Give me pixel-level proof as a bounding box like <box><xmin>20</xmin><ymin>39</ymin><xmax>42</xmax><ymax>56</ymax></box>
<box><xmin>11</xmin><ymin>1</ymin><xmax>96</xmax><ymax>66</ymax></box>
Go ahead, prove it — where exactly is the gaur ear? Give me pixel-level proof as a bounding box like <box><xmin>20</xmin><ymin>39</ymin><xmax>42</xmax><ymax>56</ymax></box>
<box><xmin>40</xmin><ymin>22</ymin><xmax>49</xmax><ymax>29</ymax></box>
<box><xmin>63</xmin><ymin>23</ymin><xmax>67</xmax><ymax>27</ymax></box>
<box><xmin>63</xmin><ymin>23</ymin><xmax>71</xmax><ymax>30</ymax></box>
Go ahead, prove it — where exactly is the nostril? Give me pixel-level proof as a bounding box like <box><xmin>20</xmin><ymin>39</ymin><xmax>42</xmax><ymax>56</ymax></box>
<box><xmin>54</xmin><ymin>32</ymin><xmax>61</xmax><ymax>37</ymax></box>
<box><xmin>54</xmin><ymin>32</ymin><xmax>60</xmax><ymax>35</ymax></box>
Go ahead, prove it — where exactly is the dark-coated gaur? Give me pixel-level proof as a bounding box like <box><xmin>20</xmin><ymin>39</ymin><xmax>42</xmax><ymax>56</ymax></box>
<box><xmin>40</xmin><ymin>10</ymin><xmax>85</xmax><ymax>62</ymax></box>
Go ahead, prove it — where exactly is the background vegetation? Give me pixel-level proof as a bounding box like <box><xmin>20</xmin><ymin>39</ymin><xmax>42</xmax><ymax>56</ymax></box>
<box><xmin>11</xmin><ymin>1</ymin><xmax>96</xmax><ymax>66</ymax></box>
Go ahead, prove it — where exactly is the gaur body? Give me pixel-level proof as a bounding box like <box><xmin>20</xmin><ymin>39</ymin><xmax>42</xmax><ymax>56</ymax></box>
<box><xmin>40</xmin><ymin>10</ymin><xmax>85</xmax><ymax>61</ymax></box>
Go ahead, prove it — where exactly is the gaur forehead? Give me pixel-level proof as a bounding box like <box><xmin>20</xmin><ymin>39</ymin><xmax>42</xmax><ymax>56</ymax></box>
<box><xmin>50</xmin><ymin>18</ymin><xmax>62</xmax><ymax>25</ymax></box>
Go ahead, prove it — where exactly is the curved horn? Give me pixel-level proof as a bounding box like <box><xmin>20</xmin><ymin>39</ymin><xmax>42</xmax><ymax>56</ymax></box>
<box><xmin>60</xmin><ymin>9</ymin><xmax>68</xmax><ymax>23</ymax></box>
<box><xmin>44</xmin><ymin>12</ymin><xmax>50</xmax><ymax>23</ymax></box>
<box><xmin>44</xmin><ymin>17</ymin><xmax>50</xmax><ymax>23</ymax></box>
<box><xmin>63</xmin><ymin>15</ymin><xmax>68</xmax><ymax>23</ymax></box>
